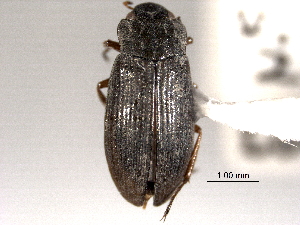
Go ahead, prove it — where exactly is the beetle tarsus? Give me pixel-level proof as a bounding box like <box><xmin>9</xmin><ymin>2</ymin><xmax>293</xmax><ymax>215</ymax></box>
<box><xmin>160</xmin><ymin>184</ymin><xmax>183</xmax><ymax>222</ymax></box>
<box><xmin>97</xmin><ymin>78</ymin><xmax>109</xmax><ymax>104</ymax></box>
<box><xmin>160</xmin><ymin>125</ymin><xmax>202</xmax><ymax>221</ymax></box>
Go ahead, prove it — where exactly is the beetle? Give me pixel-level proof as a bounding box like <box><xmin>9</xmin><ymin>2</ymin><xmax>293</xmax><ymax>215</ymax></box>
<box><xmin>98</xmin><ymin>1</ymin><xmax>202</xmax><ymax>220</ymax></box>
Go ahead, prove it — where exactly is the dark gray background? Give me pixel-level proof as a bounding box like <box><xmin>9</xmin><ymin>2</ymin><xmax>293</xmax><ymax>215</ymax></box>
<box><xmin>1</xmin><ymin>1</ymin><xmax>299</xmax><ymax>224</ymax></box>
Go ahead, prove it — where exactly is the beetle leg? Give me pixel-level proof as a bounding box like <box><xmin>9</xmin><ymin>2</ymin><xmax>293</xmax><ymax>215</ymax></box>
<box><xmin>161</xmin><ymin>124</ymin><xmax>202</xmax><ymax>221</ymax></box>
<box><xmin>123</xmin><ymin>1</ymin><xmax>134</xmax><ymax>10</ymax></box>
<box><xmin>187</xmin><ymin>36</ymin><xmax>193</xmax><ymax>45</ymax></box>
<box><xmin>97</xmin><ymin>78</ymin><xmax>109</xmax><ymax>104</ymax></box>
<box><xmin>102</xmin><ymin>39</ymin><xmax>121</xmax><ymax>61</ymax></box>
<box><xmin>104</xmin><ymin>39</ymin><xmax>121</xmax><ymax>51</ymax></box>
<box><xmin>142</xmin><ymin>193</ymin><xmax>153</xmax><ymax>209</ymax></box>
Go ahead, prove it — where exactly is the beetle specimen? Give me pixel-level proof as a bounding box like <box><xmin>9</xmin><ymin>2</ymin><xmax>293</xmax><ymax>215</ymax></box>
<box><xmin>98</xmin><ymin>2</ymin><xmax>202</xmax><ymax>220</ymax></box>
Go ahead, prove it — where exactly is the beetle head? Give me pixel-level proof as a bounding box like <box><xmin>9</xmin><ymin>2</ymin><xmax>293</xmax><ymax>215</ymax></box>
<box><xmin>126</xmin><ymin>2</ymin><xmax>175</xmax><ymax>21</ymax></box>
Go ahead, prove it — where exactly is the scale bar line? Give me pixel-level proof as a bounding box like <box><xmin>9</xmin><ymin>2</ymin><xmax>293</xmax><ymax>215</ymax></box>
<box><xmin>207</xmin><ymin>181</ymin><xmax>259</xmax><ymax>182</ymax></box>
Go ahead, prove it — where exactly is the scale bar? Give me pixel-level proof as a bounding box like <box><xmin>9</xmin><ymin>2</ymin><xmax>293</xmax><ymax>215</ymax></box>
<box><xmin>207</xmin><ymin>181</ymin><xmax>259</xmax><ymax>182</ymax></box>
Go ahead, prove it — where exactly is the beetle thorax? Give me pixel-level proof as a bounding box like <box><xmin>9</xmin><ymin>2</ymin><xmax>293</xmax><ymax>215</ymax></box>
<box><xmin>118</xmin><ymin>18</ymin><xmax>187</xmax><ymax>61</ymax></box>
